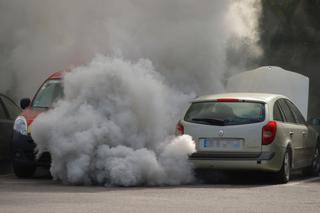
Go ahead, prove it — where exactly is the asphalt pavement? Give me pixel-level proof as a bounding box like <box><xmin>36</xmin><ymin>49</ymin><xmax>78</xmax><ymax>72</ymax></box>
<box><xmin>0</xmin><ymin>168</ymin><xmax>320</xmax><ymax>213</ymax></box>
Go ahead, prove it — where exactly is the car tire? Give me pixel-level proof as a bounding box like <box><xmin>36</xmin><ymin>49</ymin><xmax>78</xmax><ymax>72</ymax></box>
<box><xmin>304</xmin><ymin>145</ymin><xmax>320</xmax><ymax>177</ymax></box>
<box><xmin>13</xmin><ymin>162</ymin><xmax>36</xmax><ymax>178</ymax></box>
<box><xmin>274</xmin><ymin>149</ymin><xmax>291</xmax><ymax>184</ymax></box>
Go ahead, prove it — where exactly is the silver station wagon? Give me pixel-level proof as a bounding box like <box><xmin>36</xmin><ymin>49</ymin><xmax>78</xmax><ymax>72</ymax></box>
<box><xmin>176</xmin><ymin>93</ymin><xmax>320</xmax><ymax>183</ymax></box>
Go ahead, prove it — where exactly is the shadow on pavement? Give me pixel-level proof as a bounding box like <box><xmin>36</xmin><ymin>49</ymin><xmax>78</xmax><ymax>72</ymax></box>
<box><xmin>1</xmin><ymin>166</ymin><xmax>318</xmax><ymax>193</ymax></box>
<box><xmin>0</xmin><ymin>160</ymin><xmax>12</xmax><ymax>175</ymax></box>
<box><xmin>192</xmin><ymin>169</ymin><xmax>317</xmax><ymax>188</ymax></box>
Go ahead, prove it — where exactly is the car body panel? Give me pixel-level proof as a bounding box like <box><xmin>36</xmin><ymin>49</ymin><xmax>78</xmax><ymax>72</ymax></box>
<box><xmin>192</xmin><ymin>93</ymin><xmax>283</xmax><ymax>104</ymax></box>
<box><xmin>0</xmin><ymin>94</ymin><xmax>20</xmax><ymax>161</ymax></box>
<box><xmin>12</xmin><ymin>131</ymin><xmax>50</xmax><ymax>168</ymax></box>
<box><xmin>305</xmin><ymin>126</ymin><xmax>318</xmax><ymax>165</ymax></box>
<box><xmin>288</xmin><ymin>122</ymin><xmax>308</xmax><ymax>168</ymax></box>
<box><xmin>48</xmin><ymin>70</ymin><xmax>66</xmax><ymax>79</ymax></box>
<box><xmin>182</xmin><ymin>121</ymin><xmax>266</xmax><ymax>154</ymax></box>
<box><xmin>0</xmin><ymin>119</ymin><xmax>13</xmax><ymax>161</ymax></box>
<box><xmin>12</xmin><ymin>70</ymin><xmax>65</xmax><ymax>171</ymax></box>
<box><xmin>21</xmin><ymin>108</ymin><xmax>45</xmax><ymax>126</ymax></box>
<box><xmin>182</xmin><ymin>93</ymin><xmax>319</xmax><ymax>173</ymax></box>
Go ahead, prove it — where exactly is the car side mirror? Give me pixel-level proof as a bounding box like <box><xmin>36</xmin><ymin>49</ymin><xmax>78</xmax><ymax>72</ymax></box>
<box><xmin>20</xmin><ymin>98</ymin><xmax>31</xmax><ymax>109</ymax></box>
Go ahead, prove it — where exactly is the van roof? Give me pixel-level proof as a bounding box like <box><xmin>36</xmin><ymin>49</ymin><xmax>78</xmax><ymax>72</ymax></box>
<box><xmin>193</xmin><ymin>93</ymin><xmax>288</xmax><ymax>103</ymax></box>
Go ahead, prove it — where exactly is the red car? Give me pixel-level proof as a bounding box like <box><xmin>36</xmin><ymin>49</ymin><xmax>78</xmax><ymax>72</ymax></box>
<box><xmin>12</xmin><ymin>70</ymin><xmax>65</xmax><ymax>177</ymax></box>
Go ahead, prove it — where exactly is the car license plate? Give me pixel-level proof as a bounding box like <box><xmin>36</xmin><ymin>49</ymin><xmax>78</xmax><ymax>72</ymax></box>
<box><xmin>198</xmin><ymin>138</ymin><xmax>244</xmax><ymax>151</ymax></box>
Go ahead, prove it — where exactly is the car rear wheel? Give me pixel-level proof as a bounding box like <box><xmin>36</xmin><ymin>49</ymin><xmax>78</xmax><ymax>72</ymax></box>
<box><xmin>305</xmin><ymin>145</ymin><xmax>320</xmax><ymax>177</ymax></box>
<box><xmin>274</xmin><ymin>149</ymin><xmax>290</xmax><ymax>184</ymax></box>
<box><xmin>13</xmin><ymin>162</ymin><xmax>36</xmax><ymax>178</ymax></box>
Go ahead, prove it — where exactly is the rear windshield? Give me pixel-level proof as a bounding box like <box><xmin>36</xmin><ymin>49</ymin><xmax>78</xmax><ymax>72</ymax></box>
<box><xmin>184</xmin><ymin>101</ymin><xmax>265</xmax><ymax>126</ymax></box>
<box><xmin>32</xmin><ymin>79</ymin><xmax>63</xmax><ymax>108</ymax></box>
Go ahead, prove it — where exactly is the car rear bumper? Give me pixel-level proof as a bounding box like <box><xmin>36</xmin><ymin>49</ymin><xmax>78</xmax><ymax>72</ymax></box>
<box><xmin>189</xmin><ymin>150</ymin><xmax>285</xmax><ymax>172</ymax></box>
<box><xmin>12</xmin><ymin>131</ymin><xmax>51</xmax><ymax>168</ymax></box>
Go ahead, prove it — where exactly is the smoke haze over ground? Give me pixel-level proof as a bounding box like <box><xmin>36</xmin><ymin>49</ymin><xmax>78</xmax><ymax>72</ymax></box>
<box><xmin>0</xmin><ymin>0</ymin><xmax>262</xmax><ymax>185</ymax></box>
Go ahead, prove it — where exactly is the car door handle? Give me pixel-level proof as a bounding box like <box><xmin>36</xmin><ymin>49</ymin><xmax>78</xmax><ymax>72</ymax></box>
<box><xmin>302</xmin><ymin>131</ymin><xmax>307</xmax><ymax>136</ymax></box>
<box><xmin>289</xmin><ymin>131</ymin><xmax>294</xmax><ymax>136</ymax></box>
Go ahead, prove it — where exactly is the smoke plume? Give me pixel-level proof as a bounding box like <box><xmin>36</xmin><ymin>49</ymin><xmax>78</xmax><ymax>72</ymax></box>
<box><xmin>0</xmin><ymin>0</ymin><xmax>261</xmax><ymax>99</ymax></box>
<box><xmin>0</xmin><ymin>0</ymin><xmax>262</xmax><ymax>185</ymax></box>
<box><xmin>32</xmin><ymin>56</ymin><xmax>196</xmax><ymax>186</ymax></box>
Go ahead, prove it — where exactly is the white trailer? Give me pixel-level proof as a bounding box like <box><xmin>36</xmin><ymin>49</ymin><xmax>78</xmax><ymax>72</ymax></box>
<box><xmin>226</xmin><ymin>66</ymin><xmax>309</xmax><ymax>119</ymax></box>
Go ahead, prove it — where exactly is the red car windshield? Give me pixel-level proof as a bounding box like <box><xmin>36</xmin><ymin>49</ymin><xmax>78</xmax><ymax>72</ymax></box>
<box><xmin>32</xmin><ymin>79</ymin><xmax>63</xmax><ymax>108</ymax></box>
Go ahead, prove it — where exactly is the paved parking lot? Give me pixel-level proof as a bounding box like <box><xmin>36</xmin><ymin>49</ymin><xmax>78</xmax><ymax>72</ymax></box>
<box><xmin>0</xmin><ymin>169</ymin><xmax>319</xmax><ymax>213</ymax></box>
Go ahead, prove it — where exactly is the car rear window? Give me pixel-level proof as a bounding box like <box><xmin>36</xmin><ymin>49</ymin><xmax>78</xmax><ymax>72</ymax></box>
<box><xmin>184</xmin><ymin>101</ymin><xmax>265</xmax><ymax>126</ymax></box>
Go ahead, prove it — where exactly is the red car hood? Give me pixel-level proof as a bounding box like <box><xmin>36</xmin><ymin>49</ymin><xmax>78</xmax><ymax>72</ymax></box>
<box><xmin>21</xmin><ymin>107</ymin><xmax>47</xmax><ymax>126</ymax></box>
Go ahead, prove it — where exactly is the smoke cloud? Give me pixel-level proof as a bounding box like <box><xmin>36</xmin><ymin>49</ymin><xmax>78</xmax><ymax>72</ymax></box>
<box><xmin>0</xmin><ymin>0</ymin><xmax>261</xmax><ymax>99</ymax></box>
<box><xmin>0</xmin><ymin>0</ymin><xmax>262</xmax><ymax>185</ymax></box>
<box><xmin>32</xmin><ymin>56</ymin><xmax>196</xmax><ymax>186</ymax></box>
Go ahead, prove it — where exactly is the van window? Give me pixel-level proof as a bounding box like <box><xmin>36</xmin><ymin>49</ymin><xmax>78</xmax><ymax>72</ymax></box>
<box><xmin>184</xmin><ymin>101</ymin><xmax>265</xmax><ymax>126</ymax></box>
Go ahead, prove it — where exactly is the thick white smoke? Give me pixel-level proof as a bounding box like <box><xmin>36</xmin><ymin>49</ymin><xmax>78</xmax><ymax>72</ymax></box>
<box><xmin>0</xmin><ymin>0</ymin><xmax>261</xmax><ymax>99</ymax></box>
<box><xmin>2</xmin><ymin>0</ymin><xmax>262</xmax><ymax>186</ymax></box>
<box><xmin>32</xmin><ymin>56</ymin><xmax>196</xmax><ymax>186</ymax></box>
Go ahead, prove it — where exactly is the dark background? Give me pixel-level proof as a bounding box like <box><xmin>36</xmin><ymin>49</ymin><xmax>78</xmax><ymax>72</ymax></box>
<box><xmin>259</xmin><ymin>0</ymin><xmax>320</xmax><ymax>118</ymax></box>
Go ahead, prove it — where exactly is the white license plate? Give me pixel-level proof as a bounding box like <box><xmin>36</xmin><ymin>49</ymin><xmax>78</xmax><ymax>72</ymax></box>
<box><xmin>198</xmin><ymin>138</ymin><xmax>244</xmax><ymax>151</ymax></box>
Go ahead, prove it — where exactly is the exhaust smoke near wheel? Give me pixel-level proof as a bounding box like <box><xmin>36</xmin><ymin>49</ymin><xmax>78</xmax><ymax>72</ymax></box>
<box><xmin>31</xmin><ymin>56</ymin><xmax>196</xmax><ymax>186</ymax></box>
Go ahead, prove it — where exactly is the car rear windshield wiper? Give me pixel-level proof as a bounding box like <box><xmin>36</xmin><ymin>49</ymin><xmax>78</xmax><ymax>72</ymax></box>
<box><xmin>192</xmin><ymin>118</ymin><xmax>225</xmax><ymax>126</ymax></box>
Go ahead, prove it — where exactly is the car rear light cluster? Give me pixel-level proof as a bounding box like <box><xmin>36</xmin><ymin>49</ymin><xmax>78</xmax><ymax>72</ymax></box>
<box><xmin>262</xmin><ymin>121</ymin><xmax>277</xmax><ymax>145</ymax></box>
<box><xmin>175</xmin><ymin>121</ymin><xmax>184</xmax><ymax>136</ymax></box>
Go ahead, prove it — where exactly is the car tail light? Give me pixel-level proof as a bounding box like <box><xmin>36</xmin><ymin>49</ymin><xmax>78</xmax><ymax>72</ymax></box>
<box><xmin>262</xmin><ymin>121</ymin><xmax>277</xmax><ymax>145</ymax></box>
<box><xmin>175</xmin><ymin>121</ymin><xmax>184</xmax><ymax>136</ymax></box>
<box><xmin>216</xmin><ymin>98</ymin><xmax>240</xmax><ymax>102</ymax></box>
